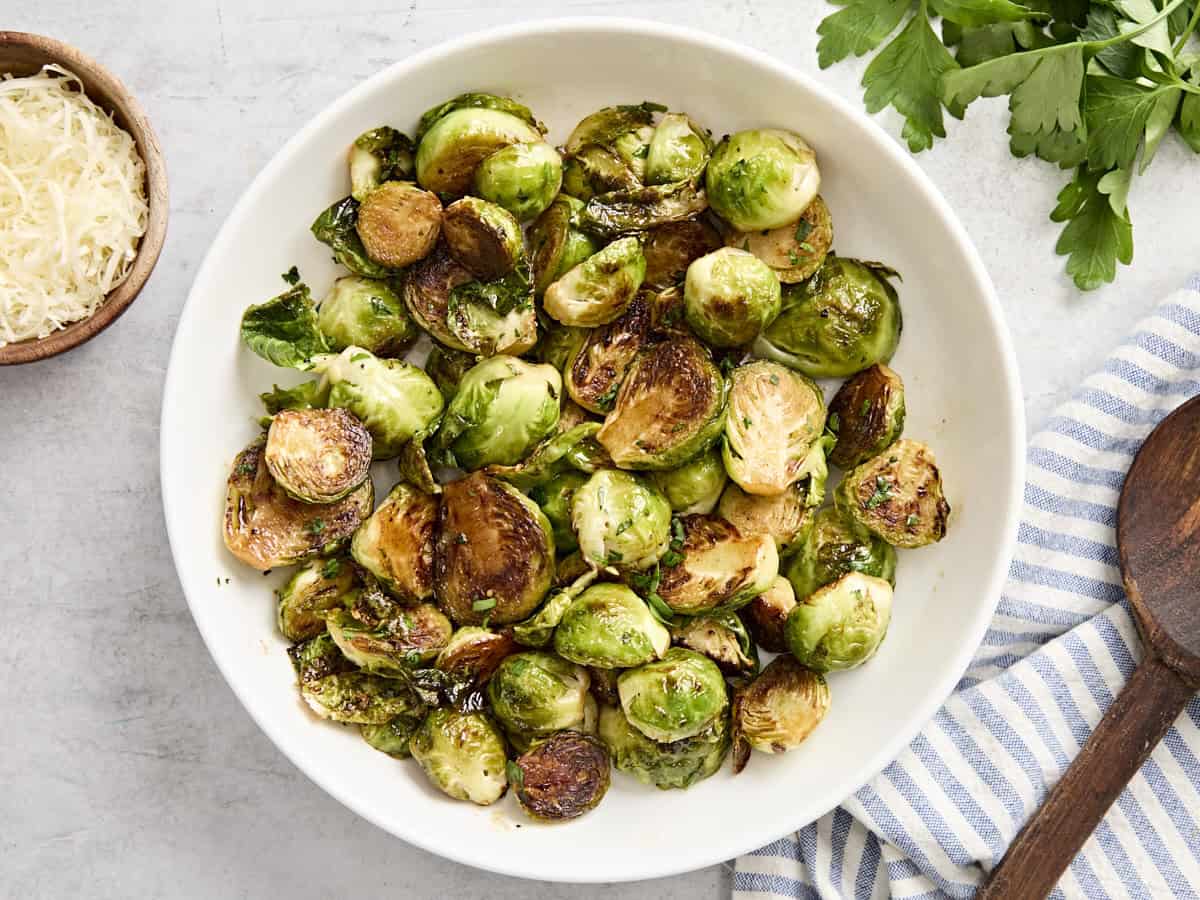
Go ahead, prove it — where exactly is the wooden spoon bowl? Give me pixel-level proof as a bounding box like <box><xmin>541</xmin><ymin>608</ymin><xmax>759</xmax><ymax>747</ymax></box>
<box><xmin>0</xmin><ymin>31</ymin><xmax>168</xmax><ymax>365</ymax></box>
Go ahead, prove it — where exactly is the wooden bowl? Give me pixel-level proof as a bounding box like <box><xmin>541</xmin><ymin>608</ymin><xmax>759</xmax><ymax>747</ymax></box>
<box><xmin>0</xmin><ymin>32</ymin><xmax>168</xmax><ymax>365</ymax></box>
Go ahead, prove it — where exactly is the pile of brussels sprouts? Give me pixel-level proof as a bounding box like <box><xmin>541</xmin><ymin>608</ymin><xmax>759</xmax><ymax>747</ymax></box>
<box><xmin>224</xmin><ymin>92</ymin><xmax>952</xmax><ymax>821</ymax></box>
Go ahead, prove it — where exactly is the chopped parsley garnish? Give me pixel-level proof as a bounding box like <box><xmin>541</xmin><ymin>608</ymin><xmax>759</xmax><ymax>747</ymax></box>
<box><xmin>321</xmin><ymin>559</ymin><xmax>341</xmax><ymax>579</ymax></box>
<box><xmin>794</xmin><ymin>219</ymin><xmax>813</xmax><ymax>243</ymax></box>
<box><xmin>281</xmin><ymin>266</ymin><xmax>301</xmax><ymax>285</ymax></box>
<box><xmin>865</xmin><ymin>476</ymin><xmax>892</xmax><ymax>509</ymax></box>
<box><xmin>828</xmin><ymin>412</ymin><xmax>841</xmax><ymax>433</ymax></box>
<box><xmin>472</xmin><ymin>597</ymin><xmax>497</xmax><ymax>612</ymax></box>
<box><xmin>305</xmin><ymin>518</ymin><xmax>326</xmax><ymax>535</ymax></box>
<box><xmin>906</xmin><ymin>513</ymin><xmax>920</xmax><ymax>527</ymax></box>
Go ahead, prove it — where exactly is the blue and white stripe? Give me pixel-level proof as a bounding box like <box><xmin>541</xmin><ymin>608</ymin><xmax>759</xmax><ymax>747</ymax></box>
<box><xmin>735</xmin><ymin>278</ymin><xmax>1200</xmax><ymax>899</ymax></box>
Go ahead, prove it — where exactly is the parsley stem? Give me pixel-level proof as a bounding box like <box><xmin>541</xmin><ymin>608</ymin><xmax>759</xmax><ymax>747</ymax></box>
<box><xmin>1173</xmin><ymin>1</ymin><xmax>1200</xmax><ymax>56</ymax></box>
<box><xmin>1087</xmin><ymin>0</ymin><xmax>1188</xmax><ymax>52</ymax></box>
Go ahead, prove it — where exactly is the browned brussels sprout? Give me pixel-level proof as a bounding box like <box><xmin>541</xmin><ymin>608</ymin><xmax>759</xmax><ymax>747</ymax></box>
<box><xmin>656</xmin><ymin>515</ymin><xmax>778</xmax><ymax>615</ymax></box>
<box><xmin>564</xmin><ymin>102</ymin><xmax>662</xmax><ymax>157</ymax></box>
<box><xmin>351</xmin><ymin>483</ymin><xmax>438</xmax><ymax>602</ymax></box>
<box><xmin>733</xmin><ymin>655</ymin><xmax>829</xmax><ymax>771</ymax></box>
<box><xmin>287</xmin><ymin>633</ymin><xmax>356</xmax><ymax>684</ymax></box>
<box><xmin>435</xmin><ymin>626</ymin><xmax>518</xmax><ymax>685</ymax></box>
<box><xmin>581</xmin><ymin>181</ymin><xmax>709</xmax><ymax>238</ymax></box>
<box><xmin>827</xmin><ymin>364</ymin><xmax>906</xmax><ymax>469</ymax></box>
<box><xmin>264</xmin><ymin>408</ymin><xmax>371</xmax><ymax>504</ymax></box>
<box><xmin>598</xmin><ymin>702</ymin><xmax>730</xmax><ymax>790</ymax></box>
<box><xmin>564</xmin><ymin>292</ymin><xmax>652</xmax><ymax>413</ymax></box>
<box><xmin>415</xmin><ymin>106</ymin><xmax>541</xmax><ymax>196</ymax></box>
<box><xmin>785</xmin><ymin>506</ymin><xmax>897</xmax><ymax>602</ymax></box>
<box><xmin>543</xmin><ymin>236</ymin><xmax>646</xmax><ymax>328</ymax></box>
<box><xmin>301</xmin><ymin>671</ymin><xmax>422</xmax><ymax>724</ymax></box>
<box><xmin>277</xmin><ymin>556</ymin><xmax>359</xmax><ymax>642</ymax></box>
<box><xmin>441</xmin><ymin>197</ymin><xmax>524</xmax><ymax>280</ymax></box>
<box><xmin>834</xmin><ymin>439</ymin><xmax>950</xmax><ymax>548</ymax></box>
<box><xmin>528</xmin><ymin>195</ymin><xmax>600</xmax><ymax>295</ymax></box>
<box><xmin>355</xmin><ymin>181</ymin><xmax>442</xmax><ymax>268</ymax></box>
<box><xmin>561</xmin><ymin>145</ymin><xmax>640</xmax><ymax>201</ymax></box>
<box><xmin>410</xmin><ymin>708</ymin><xmax>509</xmax><ymax>804</ymax></box>
<box><xmin>588</xmin><ymin>665</ymin><xmax>621</xmax><ymax>707</ymax></box>
<box><xmin>742</xmin><ymin>575</ymin><xmax>797</xmax><ymax>654</ymax></box>
<box><xmin>683</xmin><ymin>248</ymin><xmax>782</xmax><ymax>349</ymax></box>
<box><xmin>511</xmin><ymin>731</ymin><xmax>611</xmax><ymax>821</ymax></box>
<box><xmin>717</xmin><ymin>481</ymin><xmax>812</xmax><ymax>553</ymax></box>
<box><xmin>726</xmin><ymin>195</ymin><xmax>833</xmax><ymax>284</ymax></box>
<box><xmin>671</xmin><ymin>611</ymin><xmax>759</xmax><ymax>676</ymax></box>
<box><xmin>360</xmin><ymin>711</ymin><xmax>425</xmax><ymax>759</ymax></box>
<box><xmin>642</xmin><ymin>219</ymin><xmax>723</xmax><ymax>290</ymax></box>
<box><xmin>326</xmin><ymin>602</ymin><xmax>453</xmax><ymax>673</ymax></box>
<box><xmin>784</xmin><ymin>572</ymin><xmax>893</xmax><ymax>672</ymax></box>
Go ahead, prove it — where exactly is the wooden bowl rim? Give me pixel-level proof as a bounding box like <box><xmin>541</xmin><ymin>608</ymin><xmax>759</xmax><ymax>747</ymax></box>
<box><xmin>0</xmin><ymin>30</ymin><xmax>168</xmax><ymax>365</ymax></box>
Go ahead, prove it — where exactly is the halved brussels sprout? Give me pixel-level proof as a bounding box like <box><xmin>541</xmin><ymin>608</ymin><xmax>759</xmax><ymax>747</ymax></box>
<box><xmin>415</xmin><ymin>92</ymin><xmax>543</xmax><ymax>143</ymax></box>
<box><xmin>597</xmin><ymin>337</ymin><xmax>727</xmax><ymax>471</ymax></box>
<box><xmin>474</xmin><ymin>141</ymin><xmax>563</xmax><ymax>222</ymax></box>
<box><xmin>580</xmin><ymin>181</ymin><xmax>709</xmax><ymax>238</ymax></box>
<box><xmin>529</xmin><ymin>469</ymin><xmax>589</xmax><ymax>553</ymax></box>
<box><xmin>561</xmin><ymin>145</ymin><xmax>641</xmax><ymax>202</ymax></box>
<box><xmin>785</xmin><ymin>571</ymin><xmax>893</xmax><ymax>672</ymax></box>
<box><xmin>512</xmin><ymin>567</ymin><xmax>598</xmax><ymax>647</ymax></box>
<box><xmin>613</xmin><ymin>124</ymin><xmax>655</xmax><ymax>182</ymax></box>
<box><xmin>717</xmin><ymin>481</ymin><xmax>812</xmax><ymax>553</ymax></box>
<box><xmin>671</xmin><ymin>611</ymin><xmax>759</xmax><ymax>676</ymax></box>
<box><xmin>348</xmin><ymin>126</ymin><xmax>415</xmax><ymax>201</ymax></box>
<box><xmin>645</xmin><ymin>113</ymin><xmax>711</xmax><ymax>185</ymax></box>
<box><xmin>265</xmin><ymin>408</ymin><xmax>372</xmax><ymax>503</ymax></box>
<box><xmin>350</xmin><ymin>482</ymin><xmax>438</xmax><ymax>601</ymax></box>
<box><xmin>402</xmin><ymin>243</ymin><xmax>475</xmax><ymax>350</ymax></box>
<box><xmin>649</xmin><ymin>445</ymin><xmax>727</xmax><ymax>515</ymax></box>
<box><xmin>565</xmin><ymin>292</ymin><xmax>652</xmax><ymax>413</ymax></box>
<box><xmin>434</xmin><ymin>355</ymin><xmax>561</xmax><ymax>469</ymax></box>
<box><xmin>355</xmin><ymin>181</ymin><xmax>443</xmax><ymax>268</ymax></box>
<box><xmin>786</xmin><ymin>506</ymin><xmax>897</xmax><ymax>603</ymax></box>
<box><xmin>512</xmin><ymin>731</ymin><xmax>611</xmax><ymax>821</ymax></box>
<box><xmin>657</xmin><ymin>515</ymin><xmax>779</xmax><ymax>615</ymax></box>
<box><xmin>563</xmin><ymin>102</ymin><xmax>663</xmax><ymax>157</ymax></box>
<box><xmin>529</xmin><ymin>195</ymin><xmax>601</xmax><ymax>296</ymax></box>
<box><xmin>442</xmin><ymin>197</ymin><xmax>524</xmax><ymax>281</ymax></box>
<box><xmin>301</xmin><ymin>671</ymin><xmax>421</xmax><ymax>724</ymax></box>
<box><xmin>360</xmin><ymin>711</ymin><xmax>425</xmax><ymax>759</ymax></box>
<box><xmin>734</xmin><ymin>655</ymin><xmax>830</xmax><ymax>760</ymax></box>
<box><xmin>446</xmin><ymin>282</ymin><xmax>537</xmax><ymax>357</ymax></box>
<box><xmin>618</xmin><ymin>647</ymin><xmax>728</xmax><ymax>742</ymax></box>
<box><xmin>277</xmin><ymin>556</ymin><xmax>359</xmax><ymax>641</ymax></box>
<box><xmin>722</xmin><ymin>361</ymin><xmax>825</xmax><ymax>496</ymax></box>
<box><xmin>415</xmin><ymin>107</ymin><xmax>542</xmax><ymax>196</ymax></box>
<box><xmin>288</xmin><ymin>632</ymin><xmax>356</xmax><ymax>685</ymax></box>
<box><xmin>706</xmin><ymin>129</ymin><xmax>820</xmax><ymax>231</ymax></box>
<box><xmin>410</xmin><ymin>708</ymin><xmax>508</xmax><ymax>805</ymax></box>
<box><xmin>241</xmin><ymin>284</ymin><xmax>328</xmax><ymax>371</ymax></box>
<box><xmin>317</xmin><ymin>276</ymin><xmax>417</xmax><ymax>357</ymax></box>
<box><xmin>554</xmin><ymin>583</ymin><xmax>671</xmax><ymax>668</ymax></box>
<box><xmin>487</xmin><ymin>422</ymin><xmax>599</xmax><ymax>492</ymax></box>
<box><xmin>684</xmin><ymin>247</ymin><xmax>782</xmax><ymax>348</ymax></box>
<box><xmin>543</xmin><ymin>236</ymin><xmax>646</xmax><ymax>328</ymax></box>
<box><xmin>727</xmin><ymin>195</ymin><xmax>833</xmax><ymax>284</ymax></box>
<box><xmin>488</xmin><ymin>651</ymin><xmax>592</xmax><ymax>741</ymax></box>
<box><xmin>435</xmin><ymin>626</ymin><xmax>518</xmax><ymax>685</ymax></box>
<box><xmin>223</xmin><ymin>436</ymin><xmax>373</xmax><ymax>572</ymax></box>
<box><xmin>598</xmin><ymin>702</ymin><xmax>730</xmax><ymax>790</ymax></box>
<box><xmin>834</xmin><ymin>439</ymin><xmax>950</xmax><ymax>548</ymax></box>
<box><xmin>754</xmin><ymin>257</ymin><xmax>902</xmax><ymax>379</ymax></box>
<box><xmin>743</xmin><ymin>575</ymin><xmax>797</xmax><ymax>654</ymax></box>
<box><xmin>311</xmin><ymin>197</ymin><xmax>395</xmax><ymax>279</ymax></box>
<box><xmin>313</xmin><ymin>346</ymin><xmax>444</xmax><ymax>459</ymax></box>
<box><xmin>827</xmin><ymin>364</ymin><xmax>906</xmax><ymax>469</ymax></box>
<box><xmin>642</xmin><ymin>219</ymin><xmax>724</xmax><ymax>290</ymax></box>
<box><xmin>572</xmin><ymin>469</ymin><xmax>671</xmax><ymax>571</ymax></box>
<box><xmin>435</xmin><ymin>473</ymin><xmax>556</xmax><ymax>625</ymax></box>
<box><xmin>326</xmin><ymin>602</ymin><xmax>453</xmax><ymax>673</ymax></box>
<box><xmin>425</xmin><ymin>345</ymin><xmax>477</xmax><ymax>402</ymax></box>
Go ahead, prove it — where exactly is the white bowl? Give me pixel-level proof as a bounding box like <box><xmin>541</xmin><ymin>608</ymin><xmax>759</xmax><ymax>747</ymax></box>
<box><xmin>161</xmin><ymin>18</ymin><xmax>1024</xmax><ymax>883</ymax></box>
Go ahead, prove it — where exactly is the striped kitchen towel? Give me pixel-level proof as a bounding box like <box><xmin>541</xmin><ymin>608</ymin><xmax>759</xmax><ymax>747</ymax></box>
<box><xmin>735</xmin><ymin>277</ymin><xmax>1200</xmax><ymax>900</ymax></box>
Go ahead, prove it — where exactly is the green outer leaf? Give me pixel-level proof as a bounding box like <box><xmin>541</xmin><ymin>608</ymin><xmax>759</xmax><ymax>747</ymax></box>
<box><xmin>817</xmin><ymin>0</ymin><xmax>913</xmax><ymax>68</ymax></box>
<box><xmin>240</xmin><ymin>285</ymin><xmax>329</xmax><ymax>370</ymax></box>
<box><xmin>930</xmin><ymin>0</ymin><xmax>1041</xmax><ymax>28</ymax></box>
<box><xmin>260</xmin><ymin>379</ymin><xmax>329</xmax><ymax>415</ymax></box>
<box><xmin>1084</xmin><ymin>76</ymin><xmax>1176</xmax><ymax>171</ymax></box>
<box><xmin>1051</xmin><ymin>166</ymin><xmax>1133</xmax><ymax>291</ymax></box>
<box><xmin>310</xmin><ymin>197</ymin><xmax>395</xmax><ymax>279</ymax></box>
<box><xmin>1179</xmin><ymin>92</ymin><xmax>1200</xmax><ymax>153</ymax></box>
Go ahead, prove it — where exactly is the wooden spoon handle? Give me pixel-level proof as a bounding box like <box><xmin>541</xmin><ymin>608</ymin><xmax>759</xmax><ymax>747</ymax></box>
<box><xmin>978</xmin><ymin>654</ymin><xmax>1194</xmax><ymax>899</ymax></box>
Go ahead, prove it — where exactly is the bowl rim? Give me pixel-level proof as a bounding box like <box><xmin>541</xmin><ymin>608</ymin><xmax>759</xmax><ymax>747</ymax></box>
<box><xmin>0</xmin><ymin>30</ymin><xmax>168</xmax><ymax>366</ymax></box>
<box><xmin>161</xmin><ymin>16</ymin><xmax>1025</xmax><ymax>882</ymax></box>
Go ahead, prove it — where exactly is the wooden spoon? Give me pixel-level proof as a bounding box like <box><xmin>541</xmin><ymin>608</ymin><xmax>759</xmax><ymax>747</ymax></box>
<box><xmin>978</xmin><ymin>395</ymin><xmax>1200</xmax><ymax>899</ymax></box>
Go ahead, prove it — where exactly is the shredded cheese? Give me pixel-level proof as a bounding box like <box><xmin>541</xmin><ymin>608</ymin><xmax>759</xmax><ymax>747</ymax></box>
<box><xmin>0</xmin><ymin>65</ymin><xmax>149</xmax><ymax>346</ymax></box>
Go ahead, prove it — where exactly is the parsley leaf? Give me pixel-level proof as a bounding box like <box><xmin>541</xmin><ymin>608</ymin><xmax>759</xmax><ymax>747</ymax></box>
<box><xmin>930</xmin><ymin>0</ymin><xmax>1043</xmax><ymax>29</ymax></box>
<box><xmin>1180</xmin><ymin>91</ymin><xmax>1200</xmax><ymax>153</ymax></box>
<box><xmin>1051</xmin><ymin>166</ymin><xmax>1133</xmax><ymax>291</ymax></box>
<box><xmin>816</xmin><ymin>0</ymin><xmax>912</xmax><ymax>69</ymax></box>
<box><xmin>1084</xmin><ymin>77</ymin><xmax>1180</xmax><ymax>171</ymax></box>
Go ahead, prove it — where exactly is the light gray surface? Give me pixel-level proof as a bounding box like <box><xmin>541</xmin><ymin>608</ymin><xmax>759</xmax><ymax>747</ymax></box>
<box><xmin>2</xmin><ymin>2</ymin><xmax>1195</xmax><ymax>898</ymax></box>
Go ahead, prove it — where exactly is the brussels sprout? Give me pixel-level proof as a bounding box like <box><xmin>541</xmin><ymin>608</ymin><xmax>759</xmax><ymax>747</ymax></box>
<box><xmin>241</xmin><ymin>284</ymin><xmax>329</xmax><ymax>370</ymax></box>
<box><xmin>642</xmin><ymin>219</ymin><xmax>724</xmax><ymax>290</ymax></box>
<box><xmin>350</xmin><ymin>482</ymin><xmax>438</xmax><ymax>601</ymax></box>
<box><xmin>425</xmin><ymin>345</ymin><xmax>477</xmax><ymax>402</ymax></box>
<box><xmin>313</xmin><ymin>347</ymin><xmax>444</xmax><ymax>459</ymax></box>
<box><xmin>442</xmin><ymin>197</ymin><xmax>524</xmax><ymax>281</ymax></box>
<box><xmin>734</xmin><ymin>655</ymin><xmax>830</xmax><ymax>762</ymax></box>
<box><xmin>554</xmin><ymin>583</ymin><xmax>671</xmax><ymax>668</ymax></box>
<box><xmin>785</xmin><ymin>571</ymin><xmax>893</xmax><ymax>672</ymax></box>
<box><xmin>827</xmin><ymin>364</ymin><xmax>906</xmax><ymax>469</ymax></box>
<box><xmin>671</xmin><ymin>611</ymin><xmax>759</xmax><ymax>676</ymax></box>
<box><xmin>598</xmin><ymin>702</ymin><xmax>730</xmax><ymax>790</ymax></box>
<box><xmin>397</xmin><ymin>426</ymin><xmax>440</xmax><ymax>495</ymax></box>
<box><xmin>717</xmin><ymin>481</ymin><xmax>812</xmax><ymax>553</ymax></box>
<box><xmin>657</xmin><ymin>515</ymin><xmax>778</xmax><ymax>615</ymax></box>
<box><xmin>743</xmin><ymin>575</ymin><xmax>797</xmax><ymax>654</ymax></box>
<box><xmin>326</xmin><ymin>602</ymin><xmax>453</xmax><ymax>673</ymax></box>
<box><xmin>684</xmin><ymin>247</ymin><xmax>782</xmax><ymax>348</ymax></box>
<box><xmin>561</xmin><ymin>145</ymin><xmax>641</xmax><ymax>201</ymax></box>
<box><xmin>512</xmin><ymin>567</ymin><xmax>598</xmax><ymax>647</ymax></box>
<box><xmin>355</xmin><ymin>181</ymin><xmax>443</xmax><ymax>269</ymax></box>
<box><xmin>543</xmin><ymin>236</ymin><xmax>646</xmax><ymax>328</ymax></box>
<box><xmin>512</xmin><ymin>731</ymin><xmax>611</xmax><ymax>821</ymax></box>
<box><xmin>473</xmin><ymin>141</ymin><xmax>563</xmax><ymax>221</ymax></box>
<box><xmin>316</xmin><ymin>276</ymin><xmax>417</xmax><ymax>357</ymax></box>
<box><xmin>410</xmin><ymin>708</ymin><xmax>509</xmax><ymax>805</ymax></box>
<box><xmin>612</xmin><ymin>124</ymin><xmax>655</xmax><ymax>182</ymax></box>
<box><xmin>580</xmin><ymin>181</ymin><xmax>710</xmax><ymax>238</ymax></box>
<box><xmin>529</xmin><ymin>469</ymin><xmax>589</xmax><ymax>553</ymax></box>
<box><xmin>435</xmin><ymin>626</ymin><xmax>518</xmax><ymax>685</ymax></box>
<box><xmin>435</xmin><ymin>473</ymin><xmax>556</xmax><ymax>625</ymax></box>
<box><xmin>618</xmin><ymin>647</ymin><xmax>728</xmax><ymax>742</ymax></box>
<box><xmin>563</xmin><ymin>431</ymin><xmax>615</xmax><ymax>474</ymax></box>
<box><xmin>645</xmin><ymin>113</ymin><xmax>712</xmax><ymax>185</ymax></box>
<box><xmin>360</xmin><ymin>711</ymin><xmax>425</xmax><ymax>759</ymax></box>
<box><xmin>722</xmin><ymin>361</ymin><xmax>825</xmax><ymax>495</ymax></box>
<box><xmin>797</xmin><ymin>429</ymin><xmax>837</xmax><ymax>509</ymax></box>
<box><xmin>401</xmin><ymin>243</ymin><xmax>472</xmax><ymax>349</ymax></box>
<box><xmin>264</xmin><ymin>408</ymin><xmax>372</xmax><ymax>504</ymax></box>
<box><xmin>415</xmin><ymin>92</ymin><xmax>543</xmax><ymax>143</ymax></box>
<box><xmin>649</xmin><ymin>446</ymin><xmax>727</xmax><ymax>515</ymax></box>
<box><xmin>348</xmin><ymin>126</ymin><xmax>415</xmax><ymax>201</ymax></box>
<box><xmin>488</xmin><ymin>651</ymin><xmax>592</xmax><ymax>741</ymax></box>
<box><xmin>301</xmin><ymin>671</ymin><xmax>422</xmax><ymax>724</ymax></box>
<box><xmin>754</xmin><ymin>257</ymin><xmax>902</xmax><ymax>379</ymax></box>
<box><xmin>785</xmin><ymin>506</ymin><xmax>897</xmax><ymax>603</ymax></box>
<box><xmin>529</xmin><ymin>195</ymin><xmax>601</xmax><ymax>296</ymax></box>
<box><xmin>535</xmin><ymin>322</ymin><xmax>587</xmax><ymax>374</ymax></box>
<box><xmin>311</xmin><ymin>197</ymin><xmax>396</xmax><ymax>279</ymax></box>
<box><xmin>589</xmin><ymin>665</ymin><xmax>621</xmax><ymax>707</ymax></box>
<box><xmin>434</xmin><ymin>355</ymin><xmax>561</xmax><ymax>469</ymax></box>
<box><xmin>597</xmin><ymin>337</ymin><xmax>727</xmax><ymax>470</ymax></box>
<box><xmin>706</xmin><ymin>129</ymin><xmax>820</xmax><ymax>231</ymax></box>
<box><xmin>564</xmin><ymin>292</ymin><xmax>652</xmax><ymax>413</ymax></box>
<box><xmin>563</xmin><ymin>102</ymin><xmax>663</xmax><ymax>156</ymax></box>
<box><xmin>572</xmin><ymin>469</ymin><xmax>671</xmax><ymax>571</ymax></box>
<box><xmin>260</xmin><ymin>379</ymin><xmax>330</xmax><ymax>416</ymax></box>
<box><xmin>727</xmin><ymin>194</ymin><xmax>833</xmax><ymax>284</ymax></box>
<box><xmin>835</xmin><ymin>439</ymin><xmax>950</xmax><ymax>548</ymax></box>
<box><xmin>287</xmin><ymin>632</ymin><xmax>356</xmax><ymax>684</ymax></box>
<box><xmin>415</xmin><ymin>107</ymin><xmax>542</xmax><ymax>196</ymax></box>
<box><xmin>223</xmin><ymin>436</ymin><xmax>373</xmax><ymax>572</ymax></box>
<box><xmin>277</xmin><ymin>556</ymin><xmax>359</xmax><ymax>641</ymax></box>
<box><xmin>487</xmin><ymin>422</ymin><xmax>600</xmax><ymax>492</ymax></box>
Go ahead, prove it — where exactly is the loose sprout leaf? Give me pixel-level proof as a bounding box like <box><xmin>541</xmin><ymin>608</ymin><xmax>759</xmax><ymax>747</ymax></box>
<box><xmin>448</xmin><ymin>262</ymin><xmax>532</xmax><ymax>316</ymax></box>
<box><xmin>929</xmin><ymin>0</ymin><xmax>1044</xmax><ymax>28</ymax></box>
<box><xmin>260</xmin><ymin>379</ymin><xmax>328</xmax><ymax>415</ymax></box>
<box><xmin>240</xmin><ymin>285</ymin><xmax>329</xmax><ymax>370</ymax></box>
<box><xmin>816</xmin><ymin>0</ymin><xmax>913</xmax><ymax>69</ymax></box>
<box><xmin>310</xmin><ymin>197</ymin><xmax>395</xmax><ymax>279</ymax></box>
<box><xmin>1051</xmin><ymin>166</ymin><xmax>1133</xmax><ymax>291</ymax></box>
